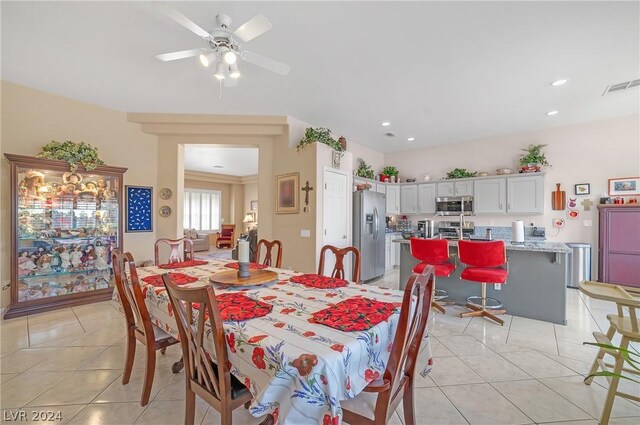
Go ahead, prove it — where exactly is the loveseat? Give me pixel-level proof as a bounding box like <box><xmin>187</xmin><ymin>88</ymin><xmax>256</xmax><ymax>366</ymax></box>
<box><xmin>183</xmin><ymin>228</ymin><xmax>211</xmax><ymax>252</ymax></box>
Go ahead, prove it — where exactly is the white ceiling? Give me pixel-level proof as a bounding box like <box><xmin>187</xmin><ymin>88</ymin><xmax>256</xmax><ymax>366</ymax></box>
<box><xmin>184</xmin><ymin>145</ymin><xmax>258</xmax><ymax>176</ymax></box>
<box><xmin>2</xmin><ymin>1</ymin><xmax>639</xmax><ymax>153</ymax></box>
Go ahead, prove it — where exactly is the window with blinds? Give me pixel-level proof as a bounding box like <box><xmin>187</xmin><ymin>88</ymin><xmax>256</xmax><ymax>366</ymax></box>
<box><xmin>183</xmin><ymin>189</ymin><xmax>221</xmax><ymax>231</ymax></box>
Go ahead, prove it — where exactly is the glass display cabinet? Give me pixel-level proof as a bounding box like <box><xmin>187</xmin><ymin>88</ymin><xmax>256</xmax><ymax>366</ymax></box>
<box><xmin>4</xmin><ymin>154</ymin><xmax>127</xmax><ymax>318</ymax></box>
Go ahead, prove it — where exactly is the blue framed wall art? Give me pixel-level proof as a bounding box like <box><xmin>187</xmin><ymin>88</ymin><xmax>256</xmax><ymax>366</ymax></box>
<box><xmin>125</xmin><ymin>185</ymin><xmax>153</xmax><ymax>232</ymax></box>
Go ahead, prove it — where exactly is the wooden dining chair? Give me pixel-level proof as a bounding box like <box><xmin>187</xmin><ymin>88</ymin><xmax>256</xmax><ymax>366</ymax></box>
<box><xmin>112</xmin><ymin>250</ymin><xmax>179</xmax><ymax>406</ymax></box>
<box><xmin>154</xmin><ymin>237</ymin><xmax>195</xmax><ymax>266</ymax></box>
<box><xmin>341</xmin><ymin>266</ymin><xmax>435</xmax><ymax>425</ymax></box>
<box><xmin>256</xmin><ymin>239</ymin><xmax>283</xmax><ymax>268</ymax></box>
<box><xmin>161</xmin><ymin>274</ymin><xmax>273</xmax><ymax>425</ymax></box>
<box><xmin>318</xmin><ymin>245</ymin><xmax>361</xmax><ymax>283</ymax></box>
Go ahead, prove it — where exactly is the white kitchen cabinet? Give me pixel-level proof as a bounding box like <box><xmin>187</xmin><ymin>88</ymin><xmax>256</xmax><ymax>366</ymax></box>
<box><xmin>437</xmin><ymin>181</ymin><xmax>473</xmax><ymax>197</ymax></box>
<box><xmin>507</xmin><ymin>175</ymin><xmax>544</xmax><ymax>214</ymax></box>
<box><xmin>418</xmin><ymin>184</ymin><xmax>436</xmax><ymax>214</ymax></box>
<box><xmin>385</xmin><ymin>234</ymin><xmax>392</xmax><ymax>272</ymax></box>
<box><xmin>437</xmin><ymin>182</ymin><xmax>455</xmax><ymax>197</ymax></box>
<box><xmin>400</xmin><ymin>185</ymin><xmax>418</xmax><ymax>214</ymax></box>
<box><xmin>454</xmin><ymin>180</ymin><xmax>474</xmax><ymax>196</ymax></box>
<box><xmin>474</xmin><ymin>178</ymin><xmax>506</xmax><ymax>214</ymax></box>
<box><xmin>386</xmin><ymin>185</ymin><xmax>400</xmax><ymax>214</ymax></box>
<box><xmin>375</xmin><ymin>183</ymin><xmax>386</xmax><ymax>194</ymax></box>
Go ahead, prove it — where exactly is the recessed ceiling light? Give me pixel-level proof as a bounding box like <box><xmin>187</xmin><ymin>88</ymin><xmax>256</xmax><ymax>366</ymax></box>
<box><xmin>550</xmin><ymin>79</ymin><xmax>569</xmax><ymax>86</ymax></box>
<box><xmin>381</xmin><ymin>122</ymin><xmax>391</xmax><ymax>127</ymax></box>
<box><xmin>213</xmin><ymin>165</ymin><xmax>224</xmax><ymax>168</ymax></box>
<box><xmin>546</xmin><ymin>110</ymin><xmax>559</xmax><ymax>116</ymax></box>
<box><xmin>407</xmin><ymin>137</ymin><xmax>415</xmax><ymax>141</ymax></box>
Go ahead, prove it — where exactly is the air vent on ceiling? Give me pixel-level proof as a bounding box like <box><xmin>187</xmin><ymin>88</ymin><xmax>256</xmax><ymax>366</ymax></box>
<box><xmin>603</xmin><ymin>79</ymin><xmax>640</xmax><ymax>95</ymax></box>
<box><xmin>384</xmin><ymin>132</ymin><xmax>396</xmax><ymax>137</ymax></box>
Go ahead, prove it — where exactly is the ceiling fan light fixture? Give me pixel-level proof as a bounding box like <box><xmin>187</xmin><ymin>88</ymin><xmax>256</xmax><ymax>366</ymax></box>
<box><xmin>214</xmin><ymin>62</ymin><xmax>226</xmax><ymax>80</ymax></box>
<box><xmin>218</xmin><ymin>47</ymin><xmax>237</xmax><ymax>65</ymax></box>
<box><xmin>199</xmin><ymin>53</ymin><xmax>216</xmax><ymax>67</ymax></box>
<box><xmin>229</xmin><ymin>63</ymin><xmax>241</xmax><ymax>79</ymax></box>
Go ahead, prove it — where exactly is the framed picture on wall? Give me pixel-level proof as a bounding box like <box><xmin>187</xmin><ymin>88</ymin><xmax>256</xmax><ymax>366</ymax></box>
<box><xmin>250</xmin><ymin>200</ymin><xmax>258</xmax><ymax>211</ymax></box>
<box><xmin>275</xmin><ymin>173</ymin><xmax>299</xmax><ymax>214</ymax></box>
<box><xmin>574</xmin><ymin>183</ymin><xmax>590</xmax><ymax>195</ymax></box>
<box><xmin>125</xmin><ymin>185</ymin><xmax>153</xmax><ymax>232</ymax></box>
<box><xmin>608</xmin><ymin>176</ymin><xmax>640</xmax><ymax>196</ymax></box>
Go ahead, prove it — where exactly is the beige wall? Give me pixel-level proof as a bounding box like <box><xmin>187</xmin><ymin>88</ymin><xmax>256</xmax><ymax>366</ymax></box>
<box><xmin>385</xmin><ymin>114</ymin><xmax>640</xmax><ymax>275</ymax></box>
<box><xmin>348</xmin><ymin>139</ymin><xmax>385</xmax><ymax>176</ymax></box>
<box><xmin>1</xmin><ymin>81</ymin><xmax>159</xmax><ymax>307</ymax></box>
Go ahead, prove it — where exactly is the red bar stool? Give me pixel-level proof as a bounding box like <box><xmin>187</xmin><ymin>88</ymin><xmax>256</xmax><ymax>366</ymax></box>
<box><xmin>410</xmin><ymin>238</ymin><xmax>456</xmax><ymax>314</ymax></box>
<box><xmin>458</xmin><ymin>240</ymin><xmax>508</xmax><ymax>325</ymax></box>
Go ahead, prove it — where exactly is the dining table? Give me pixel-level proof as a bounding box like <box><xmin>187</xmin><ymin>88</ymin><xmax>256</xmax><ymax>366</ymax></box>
<box><xmin>122</xmin><ymin>258</ymin><xmax>432</xmax><ymax>425</ymax></box>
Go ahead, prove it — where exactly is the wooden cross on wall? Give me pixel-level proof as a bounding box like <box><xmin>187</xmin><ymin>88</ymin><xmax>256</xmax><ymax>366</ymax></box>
<box><xmin>581</xmin><ymin>199</ymin><xmax>594</xmax><ymax>211</ymax></box>
<box><xmin>301</xmin><ymin>180</ymin><xmax>314</xmax><ymax>206</ymax></box>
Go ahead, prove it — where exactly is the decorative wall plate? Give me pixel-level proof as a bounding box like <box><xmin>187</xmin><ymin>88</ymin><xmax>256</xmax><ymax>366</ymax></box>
<box><xmin>159</xmin><ymin>187</ymin><xmax>172</xmax><ymax>200</ymax></box>
<box><xmin>159</xmin><ymin>205</ymin><xmax>172</xmax><ymax>217</ymax></box>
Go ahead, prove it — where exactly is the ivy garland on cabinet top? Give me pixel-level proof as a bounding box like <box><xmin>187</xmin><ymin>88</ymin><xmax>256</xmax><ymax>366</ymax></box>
<box><xmin>445</xmin><ymin>168</ymin><xmax>477</xmax><ymax>179</ymax></box>
<box><xmin>296</xmin><ymin>127</ymin><xmax>345</xmax><ymax>152</ymax></box>
<box><xmin>37</xmin><ymin>140</ymin><xmax>105</xmax><ymax>172</ymax></box>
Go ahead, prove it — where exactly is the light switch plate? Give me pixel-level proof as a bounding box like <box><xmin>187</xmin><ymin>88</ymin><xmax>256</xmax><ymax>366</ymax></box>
<box><xmin>300</xmin><ymin>229</ymin><xmax>311</xmax><ymax>238</ymax></box>
<box><xmin>583</xmin><ymin>220</ymin><xmax>592</xmax><ymax>227</ymax></box>
<box><xmin>494</xmin><ymin>284</ymin><xmax>501</xmax><ymax>290</ymax></box>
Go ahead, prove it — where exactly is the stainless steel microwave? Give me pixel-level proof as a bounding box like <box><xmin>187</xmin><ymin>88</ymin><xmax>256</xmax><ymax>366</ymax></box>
<box><xmin>436</xmin><ymin>196</ymin><xmax>473</xmax><ymax>216</ymax></box>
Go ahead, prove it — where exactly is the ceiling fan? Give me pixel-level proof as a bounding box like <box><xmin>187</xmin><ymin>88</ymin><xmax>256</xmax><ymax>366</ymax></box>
<box><xmin>154</xmin><ymin>2</ymin><xmax>290</xmax><ymax>87</ymax></box>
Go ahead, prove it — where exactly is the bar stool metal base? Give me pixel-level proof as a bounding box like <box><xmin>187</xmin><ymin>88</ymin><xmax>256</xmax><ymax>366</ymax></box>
<box><xmin>459</xmin><ymin>282</ymin><xmax>506</xmax><ymax>326</ymax></box>
<box><xmin>432</xmin><ymin>287</ymin><xmax>454</xmax><ymax>314</ymax></box>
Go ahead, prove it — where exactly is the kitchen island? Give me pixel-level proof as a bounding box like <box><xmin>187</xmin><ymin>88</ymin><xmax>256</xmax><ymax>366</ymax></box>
<box><xmin>393</xmin><ymin>238</ymin><xmax>572</xmax><ymax>324</ymax></box>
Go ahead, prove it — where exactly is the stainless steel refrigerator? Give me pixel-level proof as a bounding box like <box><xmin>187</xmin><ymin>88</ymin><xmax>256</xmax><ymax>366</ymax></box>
<box><xmin>353</xmin><ymin>190</ymin><xmax>386</xmax><ymax>281</ymax></box>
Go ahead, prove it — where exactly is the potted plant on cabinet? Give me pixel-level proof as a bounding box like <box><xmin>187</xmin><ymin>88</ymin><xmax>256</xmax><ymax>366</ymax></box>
<box><xmin>381</xmin><ymin>166</ymin><xmax>399</xmax><ymax>183</ymax></box>
<box><xmin>356</xmin><ymin>159</ymin><xmax>375</xmax><ymax>179</ymax></box>
<box><xmin>519</xmin><ymin>144</ymin><xmax>550</xmax><ymax>173</ymax></box>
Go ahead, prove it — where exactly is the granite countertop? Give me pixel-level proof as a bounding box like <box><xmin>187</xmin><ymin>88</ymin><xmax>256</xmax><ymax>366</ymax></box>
<box><xmin>392</xmin><ymin>238</ymin><xmax>572</xmax><ymax>254</ymax></box>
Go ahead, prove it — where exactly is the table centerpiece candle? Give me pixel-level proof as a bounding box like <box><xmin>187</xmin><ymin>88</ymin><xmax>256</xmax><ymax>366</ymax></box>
<box><xmin>237</xmin><ymin>239</ymin><xmax>250</xmax><ymax>278</ymax></box>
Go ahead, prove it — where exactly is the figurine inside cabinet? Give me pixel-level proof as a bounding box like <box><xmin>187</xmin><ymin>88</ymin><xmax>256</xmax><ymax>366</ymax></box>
<box><xmin>5</xmin><ymin>153</ymin><xmax>127</xmax><ymax>318</ymax></box>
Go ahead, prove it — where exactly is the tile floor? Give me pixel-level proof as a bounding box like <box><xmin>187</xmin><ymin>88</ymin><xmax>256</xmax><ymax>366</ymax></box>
<box><xmin>1</xmin><ymin>270</ymin><xmax>638</xmax><ymax>425</ymax></box>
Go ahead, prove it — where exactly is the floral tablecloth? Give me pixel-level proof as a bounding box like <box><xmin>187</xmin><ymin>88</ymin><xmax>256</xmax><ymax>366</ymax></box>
<box><xmin>120</xmin><ymin>259</ymin><xmax>432</xmax><ymax>425</ymax></box>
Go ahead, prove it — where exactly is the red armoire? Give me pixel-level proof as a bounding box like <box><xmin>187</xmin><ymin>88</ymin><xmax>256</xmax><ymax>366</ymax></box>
<box><xmin>598</xmin><ymin>204</ymin><xmax>640</xmax><ymax>287</ymax></box>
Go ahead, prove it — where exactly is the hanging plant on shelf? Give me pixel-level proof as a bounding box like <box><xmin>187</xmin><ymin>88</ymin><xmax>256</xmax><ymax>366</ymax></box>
<box><xmin>37</xmin><ymin>140</ymin><xmax>105</xmax><ymax>172</ymax></box>
<box><xmin>445</xmin><ymin>168</ymin><xmax>477</xmax><ymax>179</ymax></box>
<box><xmin>296</xmin><ymin>127</ymin><xmax>345</xmax><ymax>153</ymax></box>
<box><xmin>356</xmin><ymin>159</ymin><xmax>375</xmax><ymax>179</ymax></box>
<box><xmin>519</xmin><ymin>144</ymin><xmax>550</xmax><ymax>173</ymax></box>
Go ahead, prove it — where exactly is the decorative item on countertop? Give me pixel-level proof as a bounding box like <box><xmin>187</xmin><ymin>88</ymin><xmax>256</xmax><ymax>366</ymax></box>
<box><xmin>478</xmin><ymin>172</ymin><xmax>489</xmax><ymax>177</ymax></box>
<box><xmin>519</xmin><ymin>143</ymin><xmax>550</xmax><ymax>173</ymax></box>
<box><xmin>356</xmin><ymin>159</ymin><xmax>375</xmax><ymax>179</ymax></box>
<box><xmin>575</xmin><ymin>183</ymin><xmax>590</xmax><ymax>195</ymax></box>
<box><xmin>445</xmin><ymin>168</ymin><xmax>477</xmax><ymax>179</ymax></box>
<box><xmin>552</xmin><ymin>183</ymin><xmax>566</xmax><ymax>210</ymax></box>
<box><xmin>37</xmin><ymin>140</ymin><xmax>105</xmax><ymax>172</ymax></box>
<box><xmin>512</xmin><ymin>220</ymin><xmax>525</xmax><ymax>243</ymax></box>
<box><xmin>237</xmin><ymin>237</ymin><xmax>250</xmax><ymax>278</ymax></box>
<box><xmin>496</xmin><ymin>168</ymin><xmax>513</xmax><ymax>175</ymax></box>
<box><xmin>405</xmin><ymin>177</ymin><xmax>416</xmax><ymax>183</ymax></box>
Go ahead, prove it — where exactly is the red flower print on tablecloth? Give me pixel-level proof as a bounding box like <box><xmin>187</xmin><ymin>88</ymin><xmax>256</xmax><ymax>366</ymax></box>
<box><xmin>158</xmin><ymin>260</ymin><xmax>208</xmax><ymax>269</ymax></box>
<box><xmin>323</xmin><ymin>414</ymin><xmax>340</xmax><ymax>425</ymax></box>
<box><xmin>226</xmin><ymin>333</ymin><xmax>236</xmax><ymax>353</ymax></box>
<box><xmin>273</xmin><ymin>408</ymin><xmax>279</xmax><ymax>424</ymax></box>
<box><xmin>312</xmin><ymin>297</ymin><xmax>397</xmax><ymax>332</ymax></box>
<box><xmin>280</xmin><ymin>308</ymin><xmax>296</xmax><ymax>315</ymax></box>
<box><xmin>247</xmin><ymin>335</ymin><xmax>269</xmax><ymax>344</ymax></box>
<box><xmin>261</xmin><ymin>295</ymin><xmax>277</xmax><ymax>301</ymax></box>
<box><xmin>291</xmin><ymin>354</ymin><xmax>318</xmax><ymax>377</ymax></box>
<box><xmin>330</xmin><ymin>344</ymin><xmax>344</xmax><ymax>352</ymax></box>
<box><xmin>224</xmin><ymin>262</ymin><xmax>268</xmax><ymax>270</ymax></box>
<box><xmin>273</xmin><ymin>322</ymin><xmax>285</xmax><ymax>328</ymax></box>
<box><xmin>289</xmin><ymin>274</ymin><xmax>348</xmax><ymax>289</ymax></box>
<box><xmin>303</xmin><ymin>331</ymin><xmax>315</xmax><ymax>337</ymax></box>
<box><xmin>252</xmin><ymin>347</ymin><xmax>266</xmax><ymax>369</ymax></box>
<box><xmin>141</xmin><ymin>272</ymin><xmax>198</xmax><ymax>287</ymax></box>
<box><xmin>216</xmin><ymin>293</ymin><xmax>273</xmax><ymax>322</ymax></box>
<box><xmin>364</xmin><ymin>369</ymin><xmax>380</xmax><ymax>382</ymax></box>
<box><xmin>320</xmin><ymin>375</ymin><xmax>328</xmax><ymax>385</ymax></box>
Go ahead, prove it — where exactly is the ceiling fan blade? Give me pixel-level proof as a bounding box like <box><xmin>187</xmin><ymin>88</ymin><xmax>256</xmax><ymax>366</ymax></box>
<box><xmin>156</xmin><ymin>48</ymin><xmax>208</xmax><ymax>61</ymax></box>
<box><xmin>241</xmin><ymin>50</ymin><xmax>290</xmax><ymax>76</ymax></box>
<box><xmin>234</xmin><ymin>14</ymin><xmax>272</xmax><ymax>42</ymax></box>
<box><xmin>155</xmin><ymin>2</ymin><xmax>210</xmax><ymax>39</ymax></box>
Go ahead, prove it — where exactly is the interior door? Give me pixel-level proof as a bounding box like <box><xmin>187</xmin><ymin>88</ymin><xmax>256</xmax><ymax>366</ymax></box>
<box><xmin>323</xmin><ymin>169</ymin><xmax>350</xmax><ymax>277</ymax></box>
